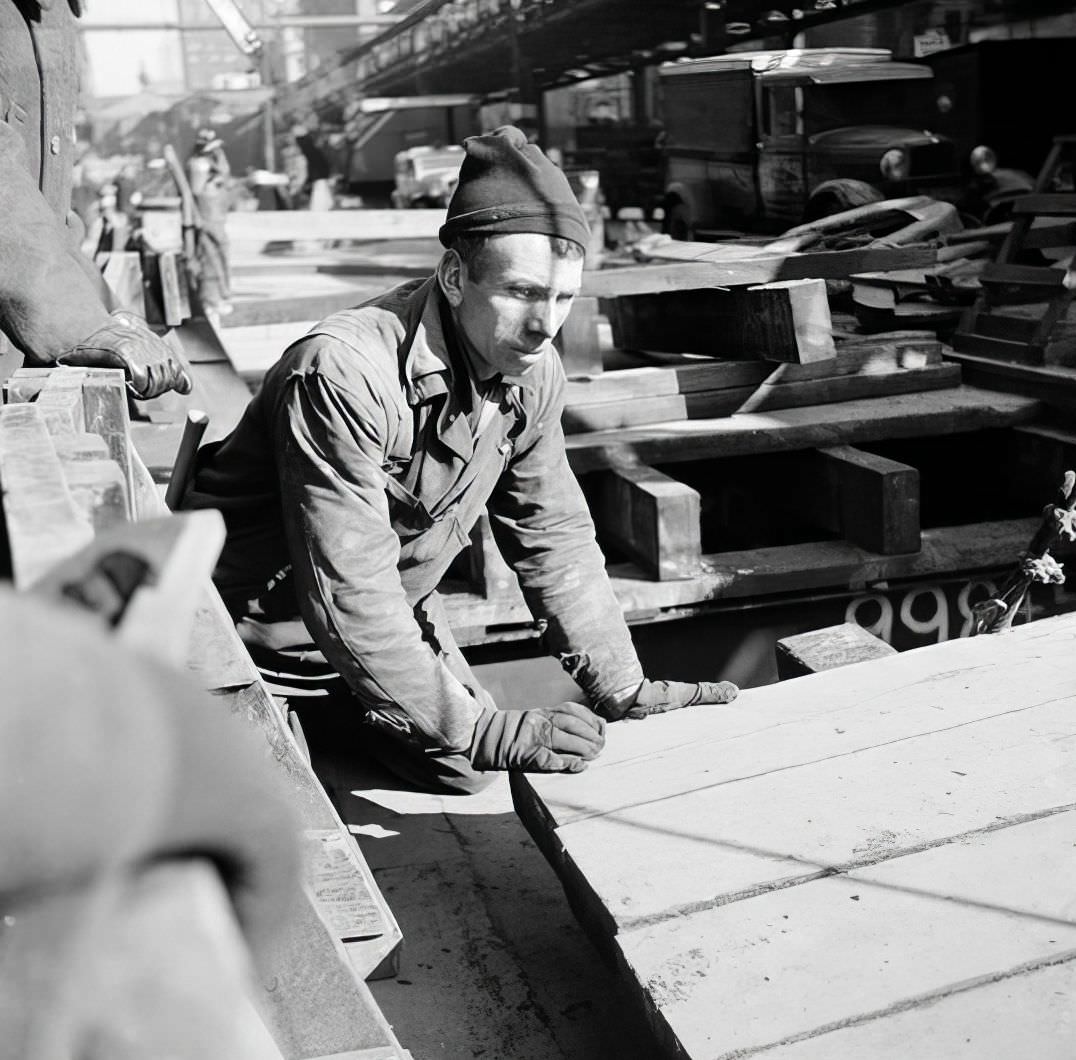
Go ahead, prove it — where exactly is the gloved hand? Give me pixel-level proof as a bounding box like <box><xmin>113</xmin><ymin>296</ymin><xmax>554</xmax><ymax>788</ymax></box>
<box><xmin>58</xmin><ymin>309</ymin><xmax>193</xmax><ymax>399</ymax></box>
<box><xmin>599</xmin><ymin>678</ymin><xmax>739</xmax><ymax>721</ymax></box>
<box><xmin>470</xmin><ymin>702</ymin><xmax>606</xmax><ymax>773</ymax></box>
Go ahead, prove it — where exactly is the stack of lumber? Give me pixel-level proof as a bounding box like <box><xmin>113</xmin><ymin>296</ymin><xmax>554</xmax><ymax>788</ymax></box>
<box><xmin>512</xmin><ymin>613</ymin><xmax>1076</xmax><ymax>1059</ymax></box>
<box><xmin>562</xmin><ymin>332</ymin><xmax>958</xmax><ymax>434</ymax></box>
<box><xmin>0</xmin><ymin>366</ymin><xmax>411</xmax><ymax>1060</ymax></box>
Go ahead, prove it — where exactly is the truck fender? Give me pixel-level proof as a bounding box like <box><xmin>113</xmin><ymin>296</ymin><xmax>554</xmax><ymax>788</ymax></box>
<box><xmin>804</xmin><ymin>178</ymin><xmax>885</xmax><ymax>222</ymax></box>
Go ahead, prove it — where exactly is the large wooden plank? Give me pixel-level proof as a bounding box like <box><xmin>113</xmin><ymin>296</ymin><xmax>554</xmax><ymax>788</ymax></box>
<box><xmin>563</xmin><ymin>387</ymin><xmax>1041</xmax><ymax>473</ymax></box>
<box><xmin>226</xmin><ymin>209</ymin><xmax>443</xmax><ymax>259</ymax></box>
<box><xmin>596</xmin><ymin>464</ymin><xmax>701</xmax><ymax>580</ymax></box>
<box><xmin>513</xmin><ymin>613</ymin><xmax>1076</xmax><ymax>912</ymax></box>
<box><xmin>581</xmin><ymin>246</ymin><xmax>937</xmax><ymax>298</ymax></box>
<box><xmin>441</xmin><ymin>517</ymin><xmax>1042</xmax><ymax>638</ymax></box>
<box><xmin>762</xmin><ymin>961</ymin><xmax>1076</xmax><ymax>1059</ymax></box>
<box><xmin>0</xmin><ymin>403</ymin><xmax>94</xmax><ymax>587</ymax></box>
<box><xmin>513</xmin><ymin>615</ymin><xmax>1076</xmax><ymax>1059</ymax></box>
<box><xmin>614</xmin><ymin>812</ymin><xmax>1076</xmax><ymax>1059</ymax></box>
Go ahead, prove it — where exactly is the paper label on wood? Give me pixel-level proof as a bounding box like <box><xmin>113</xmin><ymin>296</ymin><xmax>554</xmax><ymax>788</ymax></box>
<box><xmin>304</xmin><ymin>830</ymin><xmax>386</xmax><ymax>942</ymax></box>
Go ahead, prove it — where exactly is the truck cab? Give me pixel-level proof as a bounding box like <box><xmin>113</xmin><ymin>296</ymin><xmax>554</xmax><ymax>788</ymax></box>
<box><xmin>661</xmin><ymin>49</ymin><xmax>963</xmax><ymax>238</ymax></box>
<box><xmin>390</xmin><ymin>144</ymin><xmax>465</xmax><ymax>208</ymax></box>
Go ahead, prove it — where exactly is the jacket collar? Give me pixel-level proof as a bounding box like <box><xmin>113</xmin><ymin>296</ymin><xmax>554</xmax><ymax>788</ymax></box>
<box><xmin>401</xmin><ymin>279</ymin><xmax>477</xmax><ymax>461</ymax></box>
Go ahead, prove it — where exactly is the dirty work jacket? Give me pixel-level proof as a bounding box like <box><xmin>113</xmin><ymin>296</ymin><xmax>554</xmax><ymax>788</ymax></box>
<box><xmin>188</xmin><ymin>278</ymin><xmax>643</xmax><ymax>753</ymax></box>
<box><xmin>0</xmin><ymin>0</ymin><xmax>115</xmax><ymax>378</ymax></box>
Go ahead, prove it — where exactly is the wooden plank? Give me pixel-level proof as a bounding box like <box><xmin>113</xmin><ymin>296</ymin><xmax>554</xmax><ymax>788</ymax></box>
<box><xmin>5</xmin><ymin>367</ymin><xmax>135</xmax><ymax>519</ymax></box>
<box><xmin>613</xmin><ymin>812</ymin><xmax>1076</xmax><ymax>1060</ymax></box>
<box><xmin>581</xmin><ymin>245</ymin><xmax>937</xmax><ymax>298</ymax></box>
<box><xmin>81</xmin><ymin>369</ymin><xmax>135</xmax><ymax>518</ymax></box>
<box><xmin>226</xmin><ymin>209</ymin><xmax>443</xmax><ymax>259</ymax></box>
<box><xmin>441</xmin><ymin>518</ymin><xmax>1040</xmax><ymax>640</ymax></box>
<box><xmin>564</xmin><ymin>365</ymin><xmax>961</xmax><ymax>435</ymax></box>
<box><xmin>554</xmin><ymin>295</ymin><xmax>602</xmax><ymax>375</ymax></box>
<box><xmin>563</xmin><ymin>339</ymin><xmax>944</xmax><ymax>408</ymax></box>
<box><xmin>563</xmin><ymin>387</ymin><xmax>749</xmax><ymax>433</ymax></box>
<box><xmin>59</xmin><ymin>458</ymin><xmax>128</xmax><ymax>531</ymax></box>
<box><xmin>1013</xmin><ymin>192</ymin><xmax>1076</xmax><ymax>216</ymax></box>
<box><xmin>740</xmin><ymin>279</ymin><xmax>836</xmax><ymax>364</ymax></box>
<box><xmin>563</xmin><ymin>388</ymin><xmax>1041</xmax><ymax>474</ymax></box>
<box><xmin>100</xmin><ymin>250</ymin><xmax>147</xmax><ymax>314</ymax></box>
<box><xmin>0</xmin><ymin>403</ymin><xmax>94</xmax><ymax>587</ymax></box>
<box><xmin>816</xmin><ymin>444</ymin><xmax>920</xmax><ymax>554</ymax></box>
<box><xmin>761</xmin><ymin>961</ymin><xmax>1076</xmax><ymax>1059</ymax></box>
<box><xmin>596</xmin><ymin>464</ymin><xmax>701</xmax><ymax>580</ymax></box>
<box><xmin>159</xmin><ymin>249</ymin><xmax>191</xmax><ymax>326</ymax></box>
<box><xmin>511</xmin><ymin>615</ymin><xmax>1076</xmax><ymax>1045</ymax></box>
<box><xmin>609</xmin><ymin>283</ymin><xmax>836</xmax><ymax>362</ymax></box>
<box><xmin>775</xmin><ymin>621</ymin><xmax>896</xmax><ymax>679</ymax></box>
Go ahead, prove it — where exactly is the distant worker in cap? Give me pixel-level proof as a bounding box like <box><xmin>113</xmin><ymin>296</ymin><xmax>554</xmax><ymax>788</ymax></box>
<box><xmin>0</xmin><ymin>0</ymin><xmax>191</xmax><ymax>398</ymax></box>
<box><xmin>187</xmin><ymin>127</ymin><xmax>234</xmax><ymax>322</ymax></box>
<box><xmin>185</xmin><ymin>126</ymin><xmax>739</xmax><ymax>793</ymax></box>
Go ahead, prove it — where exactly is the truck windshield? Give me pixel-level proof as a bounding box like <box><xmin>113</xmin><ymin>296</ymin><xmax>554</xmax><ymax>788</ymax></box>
<box><xmin>803</xmin><ymin>80</ymin><xmax>937</xmax><ymax>135</ymax></box>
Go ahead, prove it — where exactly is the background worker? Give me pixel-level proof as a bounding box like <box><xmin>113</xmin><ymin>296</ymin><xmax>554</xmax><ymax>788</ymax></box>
<box><xmin>0</xmin><ymin>0</ymin><xmax>191</xmax><ymax>399</ymax></box>
<box><xmin>186</xmin><ymin>127</ymin><xmax>738</xmax><ymax>793</ymax></box>
<box><xmin>187</xmin><ymin>127</ymin><xmax>234</xmax><ymax>322</ymax></box>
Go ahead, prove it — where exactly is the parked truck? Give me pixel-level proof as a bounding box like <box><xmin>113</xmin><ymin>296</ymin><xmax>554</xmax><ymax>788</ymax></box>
<box><xmin>659</xmin><ymin>48</ymin><xmax>1028</xmax><ymax>239</ymax></box>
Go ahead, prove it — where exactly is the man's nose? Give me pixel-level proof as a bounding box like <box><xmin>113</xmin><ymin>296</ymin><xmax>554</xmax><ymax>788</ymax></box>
<box><xmin>527</xmin><ymin>300</ymin><xmax>558</xmax><ymax>338</ymax></box>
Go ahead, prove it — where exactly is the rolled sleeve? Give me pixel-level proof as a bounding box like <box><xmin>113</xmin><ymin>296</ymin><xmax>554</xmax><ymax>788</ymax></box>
<box><xmin>488</xmin><ymin>368</ymin><xmax>643</xmax><ymax>707</ymax></box>
<box><xmin>273</xmin><ymin>367</ymin><xmax>483</xmax><ymax>752</ymax></box>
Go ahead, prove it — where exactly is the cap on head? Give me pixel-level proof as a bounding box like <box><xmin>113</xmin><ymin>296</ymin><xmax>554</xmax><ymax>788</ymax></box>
<box><xmin>438</xmin><ymin>125</ymin><xmax>589</xmax><ymax>250</ymax></box>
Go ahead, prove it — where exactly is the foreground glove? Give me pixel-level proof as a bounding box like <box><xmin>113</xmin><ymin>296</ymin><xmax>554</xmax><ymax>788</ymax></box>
<box><xmin>470</xmin><ymin>702</ymin><xmax>606</xmax><ymax>772</ymax></box>
<box><xmin>600</xmin><ymin>678</ymin><xmax>740</xmax><ymax>721</ymax></box>
<box><xmin>59</xmin><ymin>309</ymin><xmax>193</xmax><ymax>399</ymax></box>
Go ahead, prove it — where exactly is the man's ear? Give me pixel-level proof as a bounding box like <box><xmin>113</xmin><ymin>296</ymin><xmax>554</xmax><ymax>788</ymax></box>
<box><xmin>437</xmin><ymin>250</ymin><xmax>464</xmax><ymax>308</ymax></box>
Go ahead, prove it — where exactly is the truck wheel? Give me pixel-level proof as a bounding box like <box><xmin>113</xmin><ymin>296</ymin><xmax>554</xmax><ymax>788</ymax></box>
<box><xmin>804</xmin><ymin>179</ymin><xmax>885</xmax><ymax>222</ymax></box>
<box><xmin>665</xmin><ymin>202</ymin><xmax>695</xmax><ymax>241</ymax></box>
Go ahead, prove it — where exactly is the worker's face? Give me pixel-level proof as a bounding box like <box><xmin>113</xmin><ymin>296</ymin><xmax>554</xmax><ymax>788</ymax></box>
<box><xmin>441</xmin><ymin>233</ymin><xmax>583</xmax><ymax>378</ymax></box>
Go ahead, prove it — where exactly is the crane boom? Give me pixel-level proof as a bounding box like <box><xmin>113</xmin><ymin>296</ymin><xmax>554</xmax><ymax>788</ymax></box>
<box><xmin>201</xmin><ymin>0</ymin><xmax>263</xmax><ymax>57</ymax></box>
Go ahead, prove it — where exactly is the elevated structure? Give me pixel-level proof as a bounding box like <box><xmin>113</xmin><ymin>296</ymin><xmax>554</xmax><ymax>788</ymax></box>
<box><xmin>280</xmin><ymin>0</ymin><xmax>925</xmax><ymax>113</ymax></box>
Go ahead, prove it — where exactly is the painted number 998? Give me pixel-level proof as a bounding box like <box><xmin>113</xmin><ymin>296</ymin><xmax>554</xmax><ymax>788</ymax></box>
<box><xmin>844</xmin><ymin>580</ymin><xmax>999</xmax><ymax>646</ymax></box>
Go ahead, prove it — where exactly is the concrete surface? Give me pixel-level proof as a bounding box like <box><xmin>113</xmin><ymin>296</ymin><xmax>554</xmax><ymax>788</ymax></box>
<box><xmin>298</xmin><ymin>702</ymin><xmax>660</xmax><ymax>1060</ymax></box>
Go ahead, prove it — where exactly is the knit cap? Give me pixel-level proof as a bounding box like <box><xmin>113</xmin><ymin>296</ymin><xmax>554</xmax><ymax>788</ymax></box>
<box><xmin>438</xmin><ymin>125</ymin><xmax>589</xmax><ymax>249</ymax></box>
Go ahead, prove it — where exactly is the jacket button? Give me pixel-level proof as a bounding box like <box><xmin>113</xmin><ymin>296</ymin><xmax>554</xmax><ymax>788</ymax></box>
<box><xmin>49</xmin><ymin>135</ymin><xmax>61</xmax><ymax>155</ymax></box>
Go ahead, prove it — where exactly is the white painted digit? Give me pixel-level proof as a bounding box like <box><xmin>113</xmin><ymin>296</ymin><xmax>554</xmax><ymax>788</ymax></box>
<box><xmin>956</xmin><ymin>580</ymin><xmax>999</xmax><ymax>638</ymax></box>
<box><xmin>845</xmin><ymin>594</ymin><xmax>894</xmax><ymax>643</ymax></box>
<box><xmin>899</xmin><ymin>587</ymin><xmax>949</xmax><ymax>644</ymax></box>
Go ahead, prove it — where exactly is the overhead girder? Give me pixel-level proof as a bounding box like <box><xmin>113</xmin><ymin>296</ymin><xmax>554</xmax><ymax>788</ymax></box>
<box><xmin>280</xmin><ymin>0</ymin><xmax>1021</xmax><ymax>111</ymax></box>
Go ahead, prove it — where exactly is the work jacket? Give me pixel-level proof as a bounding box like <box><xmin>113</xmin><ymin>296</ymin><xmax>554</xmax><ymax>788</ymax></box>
<box><xmin>188</xmin><ymin>278</ymin><xmax>643</xmax><ymax>752</ymax></box>
<box><xmin>0</xmin><ymin>0</ymin><xmax>113</xmax><ymax>377</ymax></box>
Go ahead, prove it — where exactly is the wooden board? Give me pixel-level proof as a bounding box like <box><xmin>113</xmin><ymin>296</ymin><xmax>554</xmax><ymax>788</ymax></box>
<box><xmin>581</xmin><ymin>246</ymin><xmax>937</xmax><ymax>299</ymax></box>
<box><xmin>439</xmin><ymin>517</ymin><xmax>1042</xmax><ymax>641</ymax></box>
<box><xmin>563</xmin><ymin>387</ymin><xmax>1041</xmax><ymax>474</ymax></box>
<box><xmin>512</xmin><ymin>613</ymin><xmax>1076</xmax><ymax>1059</ymax></box>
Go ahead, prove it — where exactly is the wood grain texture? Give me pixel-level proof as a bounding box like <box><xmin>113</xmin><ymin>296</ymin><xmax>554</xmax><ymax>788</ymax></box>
<box><xmin>513</xmin><ymin>613</ymin><xmax>1076</xmax><ymax>1059</ymax></box>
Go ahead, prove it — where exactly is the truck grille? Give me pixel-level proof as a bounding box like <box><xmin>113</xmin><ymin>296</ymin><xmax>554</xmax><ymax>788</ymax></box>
<box><xmin>909</xmin><ymin>141</ymin><xmax>956</xmax><ymax>179</ymax></box>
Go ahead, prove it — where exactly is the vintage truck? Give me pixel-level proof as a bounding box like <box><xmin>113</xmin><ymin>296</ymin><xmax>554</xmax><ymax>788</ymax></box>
<box><xmin>659</xmin><ymin>48</ymin><xmax>1028</xmax><ymax>239</ymax></box>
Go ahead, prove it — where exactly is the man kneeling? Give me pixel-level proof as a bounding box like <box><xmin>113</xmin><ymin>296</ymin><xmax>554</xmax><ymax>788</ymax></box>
<box><xmin>186</xmin><ymin>126</ymin><xmax>737</xmax><ymax>793</ymax></box>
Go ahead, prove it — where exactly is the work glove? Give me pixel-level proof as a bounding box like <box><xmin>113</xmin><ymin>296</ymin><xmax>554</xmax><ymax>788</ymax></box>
<box><xmin>469</xmin><ymin>702</ymin><xmax>606</xmax><ymax>773</ymax></box>
<box><xmin>58</xmin><ymin>309</ymin><xmax>193</xmax><ymax>399</ymax></box>
<box><xmin>599</xmin><ymin>678</ymin><xmax>740</xmax><ymax>721</ymax></box>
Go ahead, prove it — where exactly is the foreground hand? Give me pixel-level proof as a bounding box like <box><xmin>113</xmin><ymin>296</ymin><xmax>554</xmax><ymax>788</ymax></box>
<box><xmin>601</xmin><ymin>678</ymin><xmax>739</xmax><ymax>721</ymax></box>
<box><xmin>470</xmin><ymin>702</ymin><xmax>606</xmax><ymax>773</ymax></box>
<box><xmin>59</xmin><ymin>310</ymin><xmax>193</xmax><ymax>399</ymax></box>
